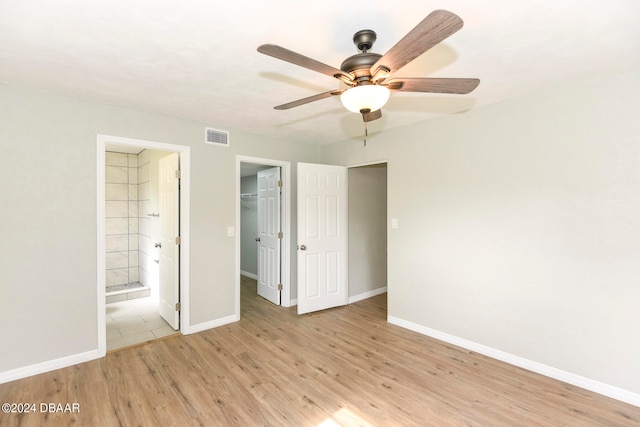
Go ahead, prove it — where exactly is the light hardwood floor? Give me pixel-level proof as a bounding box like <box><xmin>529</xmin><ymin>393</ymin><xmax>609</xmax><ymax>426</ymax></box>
<box><xmin>1</xmin><ymin>276</ymin><xmax>638</xmax><ymax>426</ymax></box>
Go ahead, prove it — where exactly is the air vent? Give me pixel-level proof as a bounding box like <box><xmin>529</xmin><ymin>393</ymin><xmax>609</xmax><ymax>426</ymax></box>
<box><xmin>205</xmin><ymin>127</ymin><xmax>230</xmax><ymax>147</ymax></box>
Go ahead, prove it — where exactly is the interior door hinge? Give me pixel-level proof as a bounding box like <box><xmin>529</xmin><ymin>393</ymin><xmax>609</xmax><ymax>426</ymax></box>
<box><xmin>175</xmin><ymin>170</ymin><xmax>181</xmax><ymax>179</ymax></box>
<box><xmin>277</xmin><ymin>284</ymin><xmax>283</xmax><ymax>291</ymax></box>
<box><xmin>277</xmin><ymin>180</ymin><xmax>283</xmax><ymax>188</ymax></box>
<box><xmin>277</xmin><ymin>231</ymin><xmax>283</xmax><ymax>239</ymax></box>
<box><xmin>175</xmin><ymin>236</ymin><xmax>181</xmax><ymax>245</ymax></box>
<box><xmin>175</xmin><ymin>302</ymin><xmax>181</xmax><ymax>311</ymax></box>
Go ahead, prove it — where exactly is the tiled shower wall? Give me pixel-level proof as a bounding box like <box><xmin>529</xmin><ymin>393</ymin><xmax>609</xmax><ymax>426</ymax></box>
<box><xmin>105</xmin><ymin>152</ymin><xmax>139</xmax><ymax>288</ymax></box>
<box><xmin>137</xmin><ymin>150</ymin><xmax>153</xmax><ymax>289</ymax></box>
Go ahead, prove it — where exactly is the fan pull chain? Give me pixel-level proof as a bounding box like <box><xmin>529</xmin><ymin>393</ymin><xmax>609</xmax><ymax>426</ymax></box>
<box><xmin>361</xmin><ymin>108</ymin><xmax>370</xmax><ymax>147</ymax></box>
<box><xmin>364</xmin><ymin>121</ymin><xmax>368</xmax><ymax>147</ymax></box>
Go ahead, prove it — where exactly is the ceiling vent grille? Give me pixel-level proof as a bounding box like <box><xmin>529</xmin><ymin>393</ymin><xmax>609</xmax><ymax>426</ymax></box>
<box><xmin>205</xmin><ymin>127</ymin><xmax>230</xmax><ymax>147</ymax></box>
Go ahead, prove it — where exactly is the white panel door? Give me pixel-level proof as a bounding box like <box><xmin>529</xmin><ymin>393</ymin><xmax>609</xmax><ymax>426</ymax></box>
<box><xmin>257</xmin><ymin>167</ymin><xmax>281</xmax><ymax>305</ymax></box>
<box><xmin>297</xmin><ymin>163</ymin><xmax>347</xmax><ymax>314</ymax></box>
<box><xmin>158</xmin><ymin>153</ymin><xmax>180</xmax><ymax>330</ymax></box>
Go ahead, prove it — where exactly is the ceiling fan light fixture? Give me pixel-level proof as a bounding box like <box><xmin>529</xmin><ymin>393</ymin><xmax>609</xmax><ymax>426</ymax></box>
<box><xmin>340</xmin><ymin>84</ymin><xmax>390</xmax><ymax>113</ymax></box>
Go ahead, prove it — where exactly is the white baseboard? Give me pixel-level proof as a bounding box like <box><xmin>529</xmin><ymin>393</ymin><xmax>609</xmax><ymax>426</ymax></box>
<box><xmin>387</xmin><ymin>316</ymin><xmax>640</xmax><ymax>407</ymax></box>
<box><xmin>2</xmin><ymin>314</ymin><xmax>238</xmax><ymax>383</ymax></box>
<box><xmin>240</xmin><ymin>271</ymin><xmax>258</xmax><ymax>280</ymax></box>
<box><xmin>183</xmin><ymin>314</ymin><xmax>239</xmax><ymax>335</ymax></box>
<box><xmin>0</xmin><ymin>350</ymin><xmax>100</xmax><ymax>385</ymax></box>
<box><xmin>285</xmin><ymin>288</ymin><xmax>385</xmax><ymax>309</ymax></box>
<box><xmin>349</xmin><ymin>286</ymin><xmax>387</xmax><ymax>304</ymax></box>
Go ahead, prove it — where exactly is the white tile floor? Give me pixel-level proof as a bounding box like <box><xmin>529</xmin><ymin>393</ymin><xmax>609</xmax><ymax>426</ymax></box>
<box><xmin>106</xmin><ymin>296</ymin><xmax>178</xmax><ymax>351</ymax></box>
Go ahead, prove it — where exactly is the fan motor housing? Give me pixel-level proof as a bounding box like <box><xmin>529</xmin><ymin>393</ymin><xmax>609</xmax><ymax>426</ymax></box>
<box><xmin>340</xmin><ymin>52</ymin><xmax>381</xmax><ymax>78</ymax></box>
<box><xmin>341</xmin><ymin>29</ymin><xmax>382</xmax><ymax>79</ymax></box>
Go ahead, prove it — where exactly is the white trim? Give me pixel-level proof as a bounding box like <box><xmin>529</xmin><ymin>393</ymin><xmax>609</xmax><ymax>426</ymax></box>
<box><xmin>0</xmin><ymin>350</ymin><xmax>99</xmax><ymax>384</ymax></box>
<box><xmin>184</xmin><ymin>314</ymin><xmax>238</xmax><ymax>335</ymax></box>
<box><xmin>348</xmin><ymin>286</ymin><xmax>387</xmax><ymax>304</ymax></box>
<box><xmin>97</xmin><ymin>148</ymin><xmax>107</xmax><ymax>356</ymax></box>
<box><xmin>235</xmin><ymin>156</ymin><xmax>292</xmax><ymax>313</ymax></box>
<box><xmin>387</xmin><ymin>316</ymin><xmax>640</xmax><ymax>408</ymax></box>
<box><xmin>240</xmin><ymin>270</ymin><xmax>258</xmax><ymax>280</ymax></box>
<box><xmin>97</xmin><ymin>134</ymin><xmax>191</xmax><ymax>357</ymax></box>
<box><xmin>346</xmin><ymin>159</ymin><xmax>389</xmax><ymax>169</ymax></box>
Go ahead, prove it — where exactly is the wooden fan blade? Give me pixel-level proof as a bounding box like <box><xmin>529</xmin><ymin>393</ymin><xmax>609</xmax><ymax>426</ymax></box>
<box><xmin>362</xmin><ymin>109</ymin><xmax>382</xmax><ymax>122</ymax></box>
<box><xmin>258</xmin><ymin>44</ymin><xmax>352</xmax><ymax>81</ymax></box>
<box><xmin>385</xmin><ymin>77</ymin><xmax>480</xmax><ymax>94</ymax></box>
<box><xmin>370</xmin><ymin>10</ymin><xmax>463</xmax><ymax>77</ymax></box>
<box><xmin>274</xmin><ymin>89</ymin><xmax>344</xmax><ymax>110</ymax></box>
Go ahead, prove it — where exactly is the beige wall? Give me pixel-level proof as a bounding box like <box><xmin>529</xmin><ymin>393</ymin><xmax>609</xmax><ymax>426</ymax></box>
<box><xmin>321</xmin><ymin>70</ymin><xmax>640</xmax><ymax>395</ymax></box>
<box><xmin>0</xmin><ymin>84</ymin><xmax>319</xmax><ymax>374</ymax></box>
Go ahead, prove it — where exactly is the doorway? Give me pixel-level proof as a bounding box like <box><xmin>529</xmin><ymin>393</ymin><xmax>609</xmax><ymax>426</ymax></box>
<box><xmin>295</xmin><ymin>161</ymin><xmax>388</xmax><ymax>314</ymax></box>
<box><xmin>347</xmin><ymin>162</ymin><xmax>388</xmax><ymax>304</ymax></box>
<box><xmin>97</xmin><ymin>135</ymin><xmax>191</xmax><ymax>356</ymax></box>
<box><xmin>236</xmin><ymin>156</ymin><xmax>291</xmax><ymax>316</ymax></box>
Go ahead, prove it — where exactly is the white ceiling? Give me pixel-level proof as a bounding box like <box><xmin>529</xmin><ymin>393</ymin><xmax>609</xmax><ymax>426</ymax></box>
<box><xmin>1</xmin><ymin>1</ymin><xmax>639</xmax><ymax>145</ymax></box>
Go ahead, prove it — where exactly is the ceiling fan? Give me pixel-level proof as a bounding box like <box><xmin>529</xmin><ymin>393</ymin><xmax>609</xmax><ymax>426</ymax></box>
<box><xmin>258</xmin><ymin>9</ymin><xmax>479</xmax><ymax>123</ymax></box>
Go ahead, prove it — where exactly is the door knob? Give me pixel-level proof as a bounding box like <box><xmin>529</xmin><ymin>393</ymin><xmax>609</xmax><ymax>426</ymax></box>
<box><xmin>155</xmin><ymin>242</ymin><xmax>162</xmax><ymax>248</ymax></box>
<box><xmin>299</xmin><ymin>244</ymin><xmax>307</xmax><ymax>251</ymax></box>
<box><xmin>255</xmin><ymin>237</ymin><xmax>261</xmax><ymax>242</ymax></box>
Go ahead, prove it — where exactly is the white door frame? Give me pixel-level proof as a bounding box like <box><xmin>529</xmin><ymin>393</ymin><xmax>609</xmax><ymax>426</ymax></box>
<box><xmin>97</xmin><ymin>134</ymin><xmax>191</xmax><ymax>357</ymax></box>
<box><xmin>235</xmin><ymin>156</ymin><xmax>291</xmax><ymax>314</ymax></box>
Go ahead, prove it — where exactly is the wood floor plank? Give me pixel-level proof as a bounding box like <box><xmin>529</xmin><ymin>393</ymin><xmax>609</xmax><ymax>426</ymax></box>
<box><xmin>1</xmin><ymin>277</ymin><xmax>638</xmax><ymax>426</ymax></box>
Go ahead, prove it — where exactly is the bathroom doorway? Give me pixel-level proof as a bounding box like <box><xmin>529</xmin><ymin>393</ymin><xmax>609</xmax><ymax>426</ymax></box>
<box><xmin>97</xmin><ymin>135</ymin><xmax>191</xmax><ymax>355</ymax></box>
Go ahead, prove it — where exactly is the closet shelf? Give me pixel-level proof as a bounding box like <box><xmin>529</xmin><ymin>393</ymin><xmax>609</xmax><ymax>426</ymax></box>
<box><xmin>240</xmin><ymin>193</ymin><xmax>257</xmax><ymax>209</ymax></box>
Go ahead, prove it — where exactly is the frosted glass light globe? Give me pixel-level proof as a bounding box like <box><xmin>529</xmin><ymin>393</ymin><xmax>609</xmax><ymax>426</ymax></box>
<box><xmin>340</xmin><ymin>85</ymin><xmax>390</xmax><ymax>113</ymax></box>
